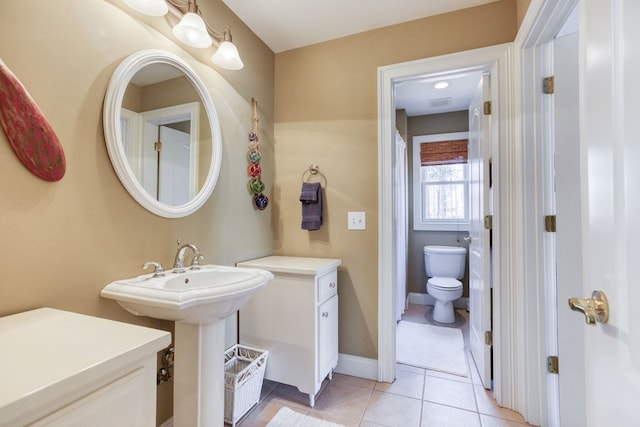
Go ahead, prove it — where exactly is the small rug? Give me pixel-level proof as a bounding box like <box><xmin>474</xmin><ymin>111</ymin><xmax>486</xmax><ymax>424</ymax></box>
<box><xmin>396</xmin><ymin>320</ymin><xmax>468</xmax><ymax>377</ymax></box>
<box><xmin>266</xmin><ymin>407</ymin><xmax>345</xmax><ymax>427</ymax></box>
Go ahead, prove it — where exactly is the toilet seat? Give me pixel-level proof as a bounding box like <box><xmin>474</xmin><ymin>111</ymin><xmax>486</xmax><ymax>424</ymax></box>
<box><xmin>428</xmin><ymin>277</ymin><xmax>462</xmax><ymax>290</ymax></box>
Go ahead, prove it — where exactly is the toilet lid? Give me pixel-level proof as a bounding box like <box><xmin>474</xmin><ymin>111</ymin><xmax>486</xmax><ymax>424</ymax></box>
<box><xmin>428</xmin><ymin>277</ymin><xmax>463</xmax><ymax>290</ymax></box>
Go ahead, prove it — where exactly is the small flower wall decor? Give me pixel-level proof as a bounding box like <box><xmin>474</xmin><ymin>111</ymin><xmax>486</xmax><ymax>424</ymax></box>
<box><xmin>247</xmin><ymin>98</ymin><xmax>268</xmax><ymax>210</ymax></box>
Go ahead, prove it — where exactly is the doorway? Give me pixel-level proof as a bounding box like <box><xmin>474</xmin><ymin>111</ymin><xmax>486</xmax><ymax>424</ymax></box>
<box><xmin>520</xmin><ymin>1</ymin><xmax>640</xmax><ymax>424</ymax></box>
<box><xmin>518</xmin><ymin>2</ymin><xmax>581</xmax><ymax>425</ymax></box>
<box><xmin>394</xmin><ymin>68</ymin><xmax>490</xmax><ymax>388</ymax></box>
<box><xmin>121</xmin><ymin>102</ymin><xmax>200</xmax><ymax>205</ymax></box>
<box><xmin>377</xmin><ymin>43</ymin><xmax>515</xmax><ymax>408</ymax></box>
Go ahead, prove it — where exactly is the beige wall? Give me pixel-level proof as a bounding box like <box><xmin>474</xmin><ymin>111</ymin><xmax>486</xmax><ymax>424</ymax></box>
<box><xmin>517</xmin><ymin>0</ymin><xmax>533</xmax><ymax>30</ymax></box>
<box><xmin>273</xmin><ymin>0</ymin><xmax>517</xmax><ymax>359</ymax></box>
<box><xmin>0</xmin><ymin>1</ymin><xmax>274</xmax><ymax>424</ymax></box>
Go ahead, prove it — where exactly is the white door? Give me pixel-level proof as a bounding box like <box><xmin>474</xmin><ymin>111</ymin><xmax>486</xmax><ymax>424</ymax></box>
<box><xmin>468</xmin><ymin>74</ymin><xmax>492</xmax><ymax>388</ymax></box>
<box><xmin>569</xmin><ymin>1</ymin><xmax>640</xmax><ymax>424</ymax></box>
<box><xmin>158</xmin><ymin>125</ymin><xmax>191</xmax><ymax>205</ymax></box>
<box><xmin>553</xmin><ymin>31</ymin><xmax>587</xmax><ymax>426</ymax></box>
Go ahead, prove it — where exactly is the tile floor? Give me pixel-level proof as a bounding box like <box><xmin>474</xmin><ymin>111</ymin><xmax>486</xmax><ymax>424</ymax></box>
<box><xmin>235</xmin><ymin>304</ymin><xmax>536</xmax><ymax>427</ymax></box>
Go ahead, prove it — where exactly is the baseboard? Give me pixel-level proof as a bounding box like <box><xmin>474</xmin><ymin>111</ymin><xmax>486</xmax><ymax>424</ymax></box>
<box><xmin>334</xmin><ymin>353</ymin><xmax>379</xmax><ymax>381</ymax></box>
<box><xmin>408</xmin><ymin>292</ymin><xmax>469</xmax><ymax>310</ymax></box>
<box><xmin>158</xmin><ymin>418</ymin><xmax>173</xmax><ymax>427</ymax></box>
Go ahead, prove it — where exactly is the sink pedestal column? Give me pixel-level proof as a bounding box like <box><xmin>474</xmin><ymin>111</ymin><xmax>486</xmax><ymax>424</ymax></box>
<box><xmin>174</xmin><ymin>320</ymin><xmax>225</xmax><ymax>426</ymax></box>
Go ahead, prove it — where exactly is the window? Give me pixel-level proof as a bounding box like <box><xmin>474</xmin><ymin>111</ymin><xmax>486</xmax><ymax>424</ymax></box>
<box><xmin>413</xmin><ymin>132</ymin><xmax>469</xmax><ymax>231</ymax></box>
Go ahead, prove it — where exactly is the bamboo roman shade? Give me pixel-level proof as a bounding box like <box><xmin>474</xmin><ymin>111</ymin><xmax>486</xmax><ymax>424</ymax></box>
<box><xmin>420</xmin><ymin>139</ymin><xmax>468</xmax><ymax>166</ymax></box>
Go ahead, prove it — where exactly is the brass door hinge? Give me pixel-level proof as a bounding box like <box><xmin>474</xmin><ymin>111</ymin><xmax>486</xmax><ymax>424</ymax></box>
<box><xmin>484</xmin><ymin>215</ymin><xmax>493</xmax><ymax>230</ymax></box>
<box><xmin>483</xmin><ymin>101</ymin><xmax>492</xmax><ymax>115</ymax></box>
<box><xmin>545</xmin><ymin>215</ymin><xmax>557</xmax><ymax>232</ymax></box>
<box><xmin>485</xmin><ymin>330</ymin><xmax>493</xmax><ymax>346</ymax></box>
<box><xmin>154</xmin><ymin>141</ymin><xmax>163</xmax><ymax>152</ymax></box>
<box><xmin>547</xmin><ymin>355</ymin><xmax>559</xmax><ymax>374</ymax></box>
<box><xmin>543</xmin><ymin>76</ymin><xmax>555</xmax><ymax>94</ymax></box>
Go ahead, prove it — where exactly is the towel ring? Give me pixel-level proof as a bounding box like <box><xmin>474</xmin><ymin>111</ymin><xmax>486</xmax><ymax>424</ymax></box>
<box><xmin>301</xmin><ymin>164</ymin><xmax>327</xmax><ymax>186</ymax></box>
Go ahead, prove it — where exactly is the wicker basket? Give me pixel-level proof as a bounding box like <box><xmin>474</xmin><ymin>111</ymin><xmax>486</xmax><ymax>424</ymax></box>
<box><xmin>224</xmin><ymin>344</ymin><xmax>268</xmax><ymax>426</ymax></box>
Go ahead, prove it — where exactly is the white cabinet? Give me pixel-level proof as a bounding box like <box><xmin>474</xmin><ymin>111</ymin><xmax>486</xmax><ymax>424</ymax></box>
<box><xmin>318</xmin><ymin>294</ymin><xmax>338</xmax><ymax>381</ymax></box>
<box><xmin>237</xmin><ymin>256</ymin><xmax>341</xmax><ymax>406</ymax></box>
<box><xmin>0</xmin><ymin>308</ymin><xmax>171</xmax><ymax>427</ymax></box>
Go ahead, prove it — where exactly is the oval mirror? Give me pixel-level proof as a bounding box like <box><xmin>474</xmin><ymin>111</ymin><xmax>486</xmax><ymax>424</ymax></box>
<box><xmin>104</xmin><ymin>50</ymin><xmax>222</xmax><ymax>218</ymax></box>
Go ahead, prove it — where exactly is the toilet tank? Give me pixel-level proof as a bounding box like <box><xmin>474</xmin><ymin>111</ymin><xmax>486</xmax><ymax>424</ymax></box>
<box><xmin>423</xmin><ymin>245</ymin><xmax>467</xmax><ymax>279</ymax></box>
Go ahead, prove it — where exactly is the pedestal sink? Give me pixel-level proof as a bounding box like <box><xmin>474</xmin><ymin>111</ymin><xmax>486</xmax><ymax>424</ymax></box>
<box><xmin>100</xmin><ymin>264</ymin><xmax>273</xmax><ymax>426</ymax></box>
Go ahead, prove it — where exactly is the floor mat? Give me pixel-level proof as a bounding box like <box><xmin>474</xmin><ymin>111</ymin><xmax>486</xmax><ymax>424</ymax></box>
<box><xmin>396</xmin><ymin>320</ymin><xmax>468</xmax><ymax>377</ymax></box>
<box><xmin>266</xmin><ymin>407</ymin><xmax>345</xmax><ymax>427</ymax></box>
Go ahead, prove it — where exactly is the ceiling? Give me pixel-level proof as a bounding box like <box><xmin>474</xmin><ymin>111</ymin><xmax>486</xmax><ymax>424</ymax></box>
<box><xmin>222</xmin><ymin>0</ymin><xmax>497</xmax><ymax>117</ymax></box>
<box><xmin>394</xmin><ymin>70</ymin><xmax>483</xmax><ymax>117</ymax></box>
<box><xmin>222</xmin><ymin>0</ymin><xmax>499</xmax><ymax>54</ymax></box>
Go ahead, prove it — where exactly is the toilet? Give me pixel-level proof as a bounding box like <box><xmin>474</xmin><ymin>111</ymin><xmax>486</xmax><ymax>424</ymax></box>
<box><xmin>423</xmin><ymin>245</ymin><xmax>467</xmax><ymax>324</ymax></box>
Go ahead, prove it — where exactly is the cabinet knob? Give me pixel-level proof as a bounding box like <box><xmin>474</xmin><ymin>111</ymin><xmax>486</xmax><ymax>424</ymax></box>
<box><xmin>322</xmin><ymin>312</ymin><xmax>329</xmax><ymax>318</ymax></box>
<box><xmin>330</xmin><ymin>282</ymin><xmax>336</xmax><ymax>288</ymax></box>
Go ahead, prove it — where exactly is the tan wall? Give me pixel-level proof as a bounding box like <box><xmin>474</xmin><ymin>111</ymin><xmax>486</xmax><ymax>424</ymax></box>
<box><xmin>517</xmin><ymin>0</ymin><xmax>533</xmax><ymax>30</ymax></box>
<box><xmin>273</xmin><ymin>0</ymin><xmax>517</xmax><ymax>359</ymax></box>
<box><xmin>0</xmin><ymin>0</ymin><xmax>274</xmax><ymax>424</ymax></box>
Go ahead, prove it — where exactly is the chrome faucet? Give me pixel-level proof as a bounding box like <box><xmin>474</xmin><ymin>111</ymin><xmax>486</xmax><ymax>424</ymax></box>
<box><xmin>173</xmin><ymin>243</ymin><xmax>203</xmax><ymax>273</ymax></box>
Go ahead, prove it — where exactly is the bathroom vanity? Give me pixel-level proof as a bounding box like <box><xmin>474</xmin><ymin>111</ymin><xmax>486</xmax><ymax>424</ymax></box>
<box><xmin>237</xmin><ymin>256</ymin><xmax>341</xmax><ymax>407</ymax></box>
<box><xmin>0</xmin><ymin>308</ymin><xmax>170</xmax><ymax>426</ymax></box>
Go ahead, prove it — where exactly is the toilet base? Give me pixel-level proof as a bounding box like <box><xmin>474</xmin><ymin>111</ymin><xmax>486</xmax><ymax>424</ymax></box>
<box><xmin>432</xmin><ymin>300</ymin><xmax>456</xmax><ymax>323</ymax></box>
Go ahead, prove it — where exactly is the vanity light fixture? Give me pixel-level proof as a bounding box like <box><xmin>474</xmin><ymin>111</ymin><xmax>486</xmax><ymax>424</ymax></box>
<box><xmin>123</xmin><ymin>0</ymin><xmax>244</xmax><ymax>70</ymax></box>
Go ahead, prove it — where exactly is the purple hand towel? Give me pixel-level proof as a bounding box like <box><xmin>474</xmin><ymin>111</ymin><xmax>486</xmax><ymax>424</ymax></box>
<box><xmin>300</xmin><ymin>182</ymin><xmax>323</xmax><ymax>230</ymax></box>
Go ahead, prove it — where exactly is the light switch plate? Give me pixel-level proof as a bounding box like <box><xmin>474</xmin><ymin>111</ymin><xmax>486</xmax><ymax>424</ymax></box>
<box><xmin>348</xmin><ymin>211</ymin><xmax>366</xmax><ymax>230</ymax></box>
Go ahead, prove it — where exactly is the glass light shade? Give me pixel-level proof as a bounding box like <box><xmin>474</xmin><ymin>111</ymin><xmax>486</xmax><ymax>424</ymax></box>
<box><xmin>123</xmin><ymin>0</ymin><xmax>168</xmax><ymax>16</ymax></box>
<box><xmin>172</xmin><ymin>12</ymin><xmax>212</xmax><ymax>48</ymax></box>
<box><xmin>211</xmin><ymin>41</ymin><xmax>244</xmax><ymax>70</ymax></box>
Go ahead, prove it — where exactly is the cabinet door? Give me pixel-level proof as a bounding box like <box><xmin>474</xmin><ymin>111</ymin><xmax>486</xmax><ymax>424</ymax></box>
<box><xmin>317</xmin><ymin>295</ymin><xmax>338</xmax><ymax>380</ymax></box>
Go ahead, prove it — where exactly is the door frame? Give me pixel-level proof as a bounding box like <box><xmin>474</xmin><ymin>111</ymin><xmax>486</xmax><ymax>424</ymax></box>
<box><xmin>516</xmin><ymin>0</ymin><xmax>579</xmax><ymax>426</ymax></box>
<box><xmin>377</xmin><ymin>42</ymin><xmax>519</xmax><ymax>409</ymax></box>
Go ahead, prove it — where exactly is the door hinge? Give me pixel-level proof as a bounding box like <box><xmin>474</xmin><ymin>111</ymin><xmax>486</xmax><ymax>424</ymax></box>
<box><xmin>483</xmin><ymin>100</ymin><xmax>492</xmax><ymax>115</ymax></box>
<box><xmin>547</xmin><ymin>355</ymin><xmax>559</xmax><ymax>374</ymax></box>
<box><xmin>485</xmin><ymin>330</ymin><xmax>493</xmax><ymax>346</ymax></box>
<box><xmin>545</xmin><ymin>215</ymin><xmax>557</xmax><ymax>232</ymax></box>
<box><xmin>154</xmin><ymin>141</ymin><xmax>163</xmax><ymax>152</ymax></box>
<box><xmin>484</xmin><ymin>215</ymin><xmax>493</xmax><ymax>230</ymax></box>
<box><xmin>543</xmin><ymin>76</ymin><xmax>555</xmax><ymax>94</ymax></box>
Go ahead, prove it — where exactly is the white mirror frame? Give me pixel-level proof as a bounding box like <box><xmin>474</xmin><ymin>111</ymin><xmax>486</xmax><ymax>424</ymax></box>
<box><xmin>104</xmin><ymin>49</ymin><xmax>222</xmax><ymax>218</ymax></box>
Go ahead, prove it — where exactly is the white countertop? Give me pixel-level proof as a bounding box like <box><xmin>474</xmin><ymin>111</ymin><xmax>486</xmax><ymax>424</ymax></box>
<box><xmin>236</xmin><ymin>256</ymin><xmax>341</xmax><ymax>276</ymax></box>
<box><xmin>0</xmin><ymin>308</ymin><xmax>171</xmax><ymax>422</ymax></box>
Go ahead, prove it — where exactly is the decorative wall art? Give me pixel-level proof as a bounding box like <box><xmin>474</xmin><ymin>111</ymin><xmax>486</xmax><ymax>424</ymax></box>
<box><xmin>0</xmin><ymin>59</ymin><xmax>66</xmax><ymax>181</ymax></box>
<box><xmin>247</xmin><ymin>98</ymin><xmax>268</xmax><ymax>210</ymax></box>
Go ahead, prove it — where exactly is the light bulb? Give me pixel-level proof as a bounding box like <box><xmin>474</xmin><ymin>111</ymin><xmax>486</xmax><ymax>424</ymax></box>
<box><xmin>172</xmin><ymin>12</ymin><xmax>212</xmax><ymax>48</ymax></box>
<box><xmin>211</xmin><ymin>41</ymin><xmax>244</xmax><ymax>70</ymax></box>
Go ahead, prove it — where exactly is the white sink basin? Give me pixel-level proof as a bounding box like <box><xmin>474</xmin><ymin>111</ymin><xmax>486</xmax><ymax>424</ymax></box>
<box><xmin>100</xmin><ymin>264</ymin><xmax>273</xmax><ymax>324</ymax></box>
<box><xmin>101</xmin><ymin>261</ymin><xmax>273</xmax><ymax>426</ymax></box>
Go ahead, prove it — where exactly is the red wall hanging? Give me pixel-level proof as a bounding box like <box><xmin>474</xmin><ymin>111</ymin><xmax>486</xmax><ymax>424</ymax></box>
<box><xmin>0</xmin><ymin>59</ymin><xmax>66</xmax><ymax>182</ymax></box>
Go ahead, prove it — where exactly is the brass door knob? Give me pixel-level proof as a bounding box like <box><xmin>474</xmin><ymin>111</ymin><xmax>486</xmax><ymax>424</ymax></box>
<box><xmin>568</xmin><ymin>290</ymin><xmax>609</xmax><ymax>325</ymax></box>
